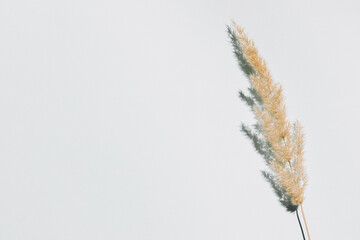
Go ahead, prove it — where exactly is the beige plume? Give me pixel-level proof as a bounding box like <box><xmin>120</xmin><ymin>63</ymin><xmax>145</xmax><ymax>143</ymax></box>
<box><xmin>232</xmin><ymin>21</ymin><xmax>307</xmax><ymax>206</ymax></box>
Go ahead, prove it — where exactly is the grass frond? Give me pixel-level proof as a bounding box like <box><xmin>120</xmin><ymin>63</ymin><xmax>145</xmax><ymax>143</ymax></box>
<box><xmin>229</xmin><ymin>22</ymin><xmax>308</xmax><ymax>209</ymax></box>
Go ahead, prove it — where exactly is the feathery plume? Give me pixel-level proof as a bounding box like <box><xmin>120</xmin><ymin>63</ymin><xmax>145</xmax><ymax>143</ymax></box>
<box><xmin>227</xmin><ymin>21</ymin><xmax>310</xmax><ymax>239</ymax></box>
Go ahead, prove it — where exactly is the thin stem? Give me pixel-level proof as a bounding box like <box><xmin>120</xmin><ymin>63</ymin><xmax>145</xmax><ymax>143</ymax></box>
<box><xmin>301</xmin><ymin>204</ymin><xmax>311</xmax><ymax>240</ymax></box>
<box><xmin>296</xmin><ymin>209</ymin><xmax>306</xmax><ymax>240</ymax></box>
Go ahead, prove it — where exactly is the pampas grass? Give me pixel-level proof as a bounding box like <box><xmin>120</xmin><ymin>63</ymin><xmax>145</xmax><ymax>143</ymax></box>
<box><xmin>227</xmin><ymin>21</ymin><xmax>311</xmax><ymax>239</ymax></box>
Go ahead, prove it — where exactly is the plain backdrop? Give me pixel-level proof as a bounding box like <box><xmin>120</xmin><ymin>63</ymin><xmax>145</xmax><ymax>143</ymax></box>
<box><xmin>1</xmin><ymin>0</ymin><xmax>360</xmax><ymax>239</ymax></box>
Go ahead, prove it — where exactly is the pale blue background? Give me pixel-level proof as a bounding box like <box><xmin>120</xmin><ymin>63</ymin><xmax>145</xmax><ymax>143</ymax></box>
<box><xmin>0</xmin><ymin>0</ymin><xmax>359</xmax><ymax>239</ymax></box>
